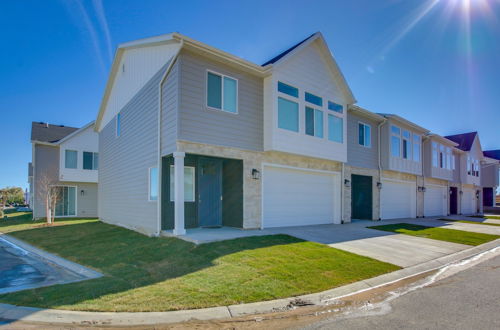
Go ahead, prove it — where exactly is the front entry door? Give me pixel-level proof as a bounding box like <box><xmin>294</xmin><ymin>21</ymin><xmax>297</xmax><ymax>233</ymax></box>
<box><xmin>198</xmin><ymin>158</ymin><xmax>222</xmax><ymax>227</ymax></box>
<box><xmin>450</xmin><ymin>187</ymin><xmax>458</xmax><ymax>214</ymax></box>
<box><xmin>351</xmin><ymin>175</ymin><xmax>373</xmax><ymax>220</ymax></box>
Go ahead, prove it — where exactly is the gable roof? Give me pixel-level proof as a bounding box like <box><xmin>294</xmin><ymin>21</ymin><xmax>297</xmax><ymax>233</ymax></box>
<box><xmin>348</xmin><ymin>105</ymin><xmax>385</xmax><ymax>122</ymax></box>
<box><xmin>262</xmin><ymin>33</ymin><xmax>316</xmax><ymax>66</ymax></box>
<box><xmin>444</xmin><ymin>132</ymin><xmax>477</xmax><ymax>151</ymax></box>
<box><xmin>484</xmin><ymin>150</ymin><xmax>500</xmax><ymax>160</ymax></box>
<box><xmin>31</xmin><ymin>122</ymin><xmax>78</xmax><ymax>143</ymax></box>
<box><xmin>377</xmin><ymin>113</ymin><xmax>429</xmax><ymax>133</ymax></box>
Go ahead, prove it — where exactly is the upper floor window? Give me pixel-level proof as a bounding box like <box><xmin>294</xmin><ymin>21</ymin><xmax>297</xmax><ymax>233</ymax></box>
<box><xmin>65</xmin><ymin>150</ymin><xmax>77</xmax><ymax>169</ymax></box>
<box><xmin>358</xmin><ymin>123</ymin><xmax>371</xmax><ymax>147</ymax></box>
<box><xmin>305</xmin><ymin>107</ymin><xmax>323</xmax><ymax>138</ymax></box>
<box><xmin>328</xmin><ymin>114</ymin><xmax>343</xmax><ymax>143</ymax></box>
<box><xmin>83</xmin><ymin>152</ymin><xmax>99</xmax><ymax>170</ymax></box>
<box><xmin>402</xmin><ymin>130</ymin><xmax>411</xmax><ymax>159</ymax></box>
<box><xmin>439</xmin><ymin>145</ymin><xmax>445</xmax><ymax>168</ymax></box>
<box><xmin>278</xmin><ymin>97</ymin><xmax>299</xmax><ymax>132</ymax></box>
<box><xmin>278</xmin><ymin>81</ymin><xmax>299</xmax><ymax>97</ymax></box>
<box><xmin>207</xmin><ymin>71</ymin><xmax>237</xmax><ymax>113</ymax></box>
<box><xmin>305</xmin><ymin>92</ymin><xmax>323</xmax><ymax>107</ymax></box>
<box><xmin>391</xmin><ymin>126</ymin><xmax>401</xmax><ymax>157</ymax></box>
<box><xmin>413</xmin><ymin>135</ymin><xmax>421</xmax><ymax>162</ymax></box>
<box><xmin>116</xmin><ymin>113</ymin><xmax>121</xmax><ymax>137</ymax></box>
<box><xmin>328</xmin><ymin>101</ymin><xmax>343</xmax><ymax>114</ymax></box>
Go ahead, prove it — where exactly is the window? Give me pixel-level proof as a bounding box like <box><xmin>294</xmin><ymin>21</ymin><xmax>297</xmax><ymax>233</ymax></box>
<box><xmin>358</xmin><ymin>123</ymin><xmax>371</xmax><ymax>147</ymax></box>
<box><xmin>439</xmin><ymin>145</ymin><xmax>445</xmax><ymax>168</ymax></box>
<box><xmin>278</xmin><ymin>81</ymin><xmax>298</xmax><ymax>97</ymax></box>
<box><xmin>207</xmin><ymin>71</ymin><xmax>238</xmax><ymax>113</ymax></box>
<box><xmin>54</xmin><ymin>186</ymin><xmax>76</xmax><ymax>216</ymax></box>
<box><xmin>432</xmin><ymin>142</ymin><xmax>438</xmax><ymax>167</ymax></box>
<box><xmin>328</xmin><ymin>114</ymin><xmax>343</xmax><ymax>143</ymax></box>
<box><xmin>169</xmin><ymin>166</ymin><xmax>195</xmax><ymax>202</ymax></box>
<box><xmin>328</xmin><ymin>101</ymin><xmax>343</xmax><ymax>113</ymax></box>
<box><xmin>402</xmin><ymin>130</ymin><xmax>411</xmax><ymax>159</ymax></box>
<box><xmin>83</xmin><ymin>152</ymin><xmax>98</xmax><ymax>170</ymax></box>
<box><xmin>149</xmin><ymin>167</ymin><xmax>158</xmax><ymax>201</ymax></box>
<box><xmin>413</xmin><ymin>135</ymin><xmax>421</xmax><ymax>162</ymax></box>
<box><xmin>391</xmin><ymin>126</ymin><xmax>401</xmax><ymax>157</ymax></box>
<box><xmin>65</xmin><ymin>150</ymin><xmax>77</xmax><ymax>169</ymax></box>
<box><xmin>451</xmin><ymin>154</ymin><xmax>456</xmax><ymax>170</ymax></box>
<box><xmin>305</xmin><ymin>107</ymin><xmax>323</xmax><ymax>138</ymax></box>
<box><xmin>116</xmin><ymin>113</ymin><xmax>121</xmax><ymax>137</ymax></box>
<box><xmin>467</xmin><ymin>157</ymin><xmax>471</xmax><ymax>175</ymax></box>
<box><xmin>305</xmin><ymin>92</ymin><xmax>323</xmax><ymax>107</ymax></box>
<box><xmin>278</xmin><ymin>97</ymin><xmax>299</xmax><ymax>132</ymax></box>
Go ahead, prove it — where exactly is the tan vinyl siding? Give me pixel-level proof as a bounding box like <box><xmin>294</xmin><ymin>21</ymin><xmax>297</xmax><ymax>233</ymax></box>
<box><xmin>178</xmin><ymin>50</ymin><xmax>264</xmax><ymax>151</ymax></box>
<box><xmin>98</xmin><ymin>62</ymin><xmax>170</xmax><ymax>235</ymax></box>
<box><xmin>347</xmin><ymin>112</ymin><xmax>379</xmax><ymax>169</ymax></box>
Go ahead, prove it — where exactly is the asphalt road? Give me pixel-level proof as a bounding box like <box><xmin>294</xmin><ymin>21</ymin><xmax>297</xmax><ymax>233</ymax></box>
<box><xmin>303</xmin><ymin>253</ymin><xmax>500</xmax><ymax>330</ymax></box>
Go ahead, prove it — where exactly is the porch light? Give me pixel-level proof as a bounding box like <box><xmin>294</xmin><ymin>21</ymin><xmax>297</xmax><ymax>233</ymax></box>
<box><xmin>476</xmin><ymin>191</ymin><xmax>480</xmax><ymax>198</ymax></box>
<box><xmin>417</xmin><ymin>186</ymin><xmax>422</xmax><ymax>192</ymax></box>
<box><xmin>251</xmin><ymin>169</ymin><xmax>261</xmax><ymax>180</ymax></box>
<box><xmin>80</xmin><ymin>190</ymin><xmax>85</xmax><ymax>196</ymax></box>
<box><xmin>459</xmin><ymin>190</ymin><xmax>463</xmax><ymax>195</ymax></box>
<box><xmin>344</xmin><ymin>179</ymin><xmax>351</xmax><ymax>187</ymax></box>
<box><xmin>376</xmin><ymin>182</ymin><xmax>382</xmax><ymax>189</ymax></box>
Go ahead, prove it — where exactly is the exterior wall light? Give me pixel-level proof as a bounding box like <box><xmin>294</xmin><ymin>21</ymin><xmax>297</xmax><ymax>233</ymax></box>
<box><xmin>459</xmin><ymin>190</ymin><xmax>463</xmax><ymax>195</ymax></box>
<box><xmin>344</xmin><ymin>179</ymin><xmax>351</xmax><ymax>187</ymax></box>
<box><xmin>80</xmin><ymin>190</ymin><xmax>85</xmax><ymax>196</ymax></box>
<box><xmin>251</xmin><ymin>169</ymin><xmax>260</xmax><ymax>180</ymax></box>
<box><xmin>476</xmin><ymin>191</ymin><xmax>480</xmax><ymax>198</ymax></box>
<box><xmin>376</xmin><ymin>182</ymin><xmax>382</xmax><ymax>189</ymax></box>
<box><xmin>422</xmin><ymin>187</ymin><xmax>427</xmax><ymax>193</ymax></box>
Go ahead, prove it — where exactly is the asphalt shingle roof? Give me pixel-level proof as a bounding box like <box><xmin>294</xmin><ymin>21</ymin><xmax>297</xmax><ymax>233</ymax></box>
<box><xmin>484</xmin><ymin>150</ymin><xmax>500</xmax><ymax>160</ymax></box>
<box><xmin>262</xmin><ymin>33</ymin><xmax>316</xmax><ymax>66</ymax></box>
<box><xmin>444</xmin><ymin>132</ymin><xmax>477</xmax><ymax>152</ymax></box>
<box><xmin>30</xmin><ymin>122</ymin><xmax>78</xmax><ymax>143</ymax></box>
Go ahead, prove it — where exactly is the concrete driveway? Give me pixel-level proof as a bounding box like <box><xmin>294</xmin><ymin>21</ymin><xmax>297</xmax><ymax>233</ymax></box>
<box><xmin>269</xmin><ymin>220</ymin><xmax>471</xmax><ymax>268</ymax></box>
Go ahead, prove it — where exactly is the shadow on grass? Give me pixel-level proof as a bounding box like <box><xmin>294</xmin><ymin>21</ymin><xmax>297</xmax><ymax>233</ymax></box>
<box><xmin>0</xmin><ymin>220</ymin><xmax>399</xmax><ymax>314</ymax></box>
<box><xmin>437</xmin><ymin>218</ymin><xmax>500</xmax><ymax>227</ymax></box>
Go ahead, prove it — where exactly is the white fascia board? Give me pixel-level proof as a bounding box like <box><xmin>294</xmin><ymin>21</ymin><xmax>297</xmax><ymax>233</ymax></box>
<box><xmin>379</xmin><ymin>114</ymin><xmax>430</xmax><ymax>134</ymax></box>
<box><xmin>427</xmin><ymin>134</ymin><xmax>459</xmax><ymax>147</ymax></box>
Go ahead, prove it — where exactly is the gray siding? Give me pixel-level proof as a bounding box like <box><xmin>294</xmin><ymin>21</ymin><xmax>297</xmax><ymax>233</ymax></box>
<box><xmin>347</xmin><ymin>112</ymin><xmax>379</xmax><ymax>169</ymax></box>
<box><xmin>33</xmin><ymin>144</ymin><xmax>59</xmax><ymax>218</ymax></box>
<box><xmin>160</xmin><ymin>59</ymin><xmax>179</xmax><ymax>156</ymax></box>
<box><xmin>178</xmin><ymin>49</ymin><xmax>264</xmax><ymax>151</ymax></box>
<box><xmin>481</xmin><ymin>164</ymin><xmax>499</xmax><ymax>187</ymax></box>
<box><xmin>76</xmin><ymin>182</ymin><xmax>98</xmax><ymax>217</ymax></box>
<box><xmin>98</xmin><ymin>63</ymin><xmax>169</xmax><ymax>235</ymax></box>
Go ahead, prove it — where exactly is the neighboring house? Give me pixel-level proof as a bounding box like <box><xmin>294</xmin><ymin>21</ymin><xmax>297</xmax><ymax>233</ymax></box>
<box><xmin>445</xmin><ymin>132</ymin><xmax>484</xmax><ymax>215</ymax></box>
<box><xmin>94</xmin><ymin>32</ymin><xmax>355</xmax><ymax>236</ymax></box>
<box><xmin>30</xmin><ymin>121</ymin><xmax>99</xmax><ymax>219</ymax></box>
<box><xmin>377</xmin><ymin>114</ymin><xmax>429</xmax><ymax>220</ymax></box>
<box><xmin>481</xmin><ymin>150</ymin><xmax>500</xmax><ymax>207</ymax></box>
<box><xmin>422</xmin><ymin>134</ymin><xmax>458</xmax><ymax>217</ymax></box>
<box><xmin>27</xmin><ymin>162</ymin><xmax>33</xmax><ymax>207</ymax></box>
<box><xmin>345</xmin><ymin>105</ymin><xmax>385</xmax><ymax>221</ymax></box>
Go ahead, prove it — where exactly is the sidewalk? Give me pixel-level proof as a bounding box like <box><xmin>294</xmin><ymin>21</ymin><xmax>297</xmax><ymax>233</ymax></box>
<box><xmin>1</xmin><ymin>238</ymin><xmax>498</xmax><ymax>327</ymax></box>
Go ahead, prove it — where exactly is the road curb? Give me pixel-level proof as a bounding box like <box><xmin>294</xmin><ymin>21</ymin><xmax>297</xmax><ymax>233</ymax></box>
<box><xmin>0</xmin><ymin>239</ymin><xmax>498</xmax><ymax>326</ymax></box>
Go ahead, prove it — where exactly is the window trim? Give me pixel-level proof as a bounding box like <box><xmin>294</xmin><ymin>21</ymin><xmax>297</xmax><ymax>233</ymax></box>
<box><xmin>358</xmin><ymin>121</ymin><xmax>372</xmax><ymax>148</ymax></box>
<box><xmin>206</xmin><ymin>70</ymin><xmax>239</xmax><ymax>114</ymax></box>
<box><xmin>148</xmin><ymin>167</ymin><xmax>158</xmax><ymax>202</ymax></box>
<box><xmin>169</xmin><ymin>165</ymin><xmax>196</xmax><ymax>202</ymax></box>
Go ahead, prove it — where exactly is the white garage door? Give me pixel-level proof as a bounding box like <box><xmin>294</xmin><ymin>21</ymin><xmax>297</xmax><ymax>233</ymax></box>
<box><xmin>461</xmin><ymin>189</ymin><xmax>476</xmax><ymax>215</ymax></box>
<box><xmin>424</xmin><ymin>185</ymin><xmax>447</xmax><ymax>217</ymax></box>
<box><xmin>262</xmin><ymin>166</ymin><xmax>340</xmax><ymax>228</ymax></box>
<box><xmin>381</xmin><ymin>180</ymin><xmax>416</xmax><ymax>219</ymax></box>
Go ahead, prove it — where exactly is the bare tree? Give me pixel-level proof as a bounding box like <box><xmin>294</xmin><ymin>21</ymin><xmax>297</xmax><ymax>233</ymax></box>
<box><xmin>37</xmin><ymin>174</ymin><xmax>61</xmax><ymax>224</ymax></box>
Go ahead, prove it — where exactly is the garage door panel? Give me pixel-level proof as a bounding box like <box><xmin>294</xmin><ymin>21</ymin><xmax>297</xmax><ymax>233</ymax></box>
<box><xmin>424</xmin><ymin>185</ymin><xmax>447</xmax><ymax>217</ymax></box>
<box><xmin>263</xmin><ymin>166</ymin><xmax>340</xmax><ymax>228</ymax></box>
<box><xmin>381</xmin><ymin>180</ymin><xmax>416</xmax><ymax>219</ymax></box>
<box><xmin>461</xmin><ymin>189</ymin><xmax>476</xmax><ymax>214</ymax></box>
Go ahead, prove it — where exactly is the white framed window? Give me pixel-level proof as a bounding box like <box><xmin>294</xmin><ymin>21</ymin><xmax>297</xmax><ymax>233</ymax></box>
<box><xmin>391</xmin><ymin>125</ymin><xmax>401</xmax><ymax>157</ymax></box>
<box><xmin>83</xmin><ymin>152</ymin><xmax>98</xmax><ymax>170</ymax></box>
<box><xmin>413</xmin><ymin>134</ymin><xmax>421</xmax><ymax>162</ymax></box>
<box><xmin>116</xmin><ymin>113</ymin><xmax>121</xmax><ymax>137</ymax></box>
<box><xmin>467</xmin><ymin>156</ymin><xmax>471</xmax><ymax>175</ymax></box>
<box><xmin>446</xmin><ymin>147</ymin><xmax>452</xmax><ymax>170</ymax></box>
<box><xmin>148</xmin><ymin>167</ymin><xmax>158</xmax><ymax>201</ymax></box>
<box><xmin>328</xmin><ymin>114</ymin><xmax>343</xmax><ymax>143</ymax></box>
<box><xmin>451</xmin><ymin>154</ymin><xmax>456</xmax><ymax>170</ymax></box>
<box><xmin>402</xmin><ymin>130</ymin><xmax>411</xmax><ymax>159</ymax></box>
<box><xmin>169</xmin><ymin>166</ymin><xmax>195</xmax><ymax>202</ymax></box>
<box><xmin>358</xmin><ymin>122</ymin><xmax>371</xmax><ymax>147</ymax></box>
<box><xmin>305</xmin><ymin>107</ymin><xmax>323</xmax><ymax>138</ymax></box>
<box><xmin>432</xmin><ymin>142</ymin><xmax>438</xmax><ymax>167</ymax></box>
<box><xmin>65</xmin><ymin>150</ymin><xmax>77</xmax><ymax>169</ymax></box>
<box><xmin>439</xmin><ymin>145</ymin><xmax>445</xmax><ymax>168</ymax></box>
<box><xmin>277</xmin><ymin>81</ymin><xmax>299</xmax><ymax>132</ymax></box>
<box><xmin>207</xmin><ymin>71</ymin><xmax>238</xmax><ymax>113</ymax></box>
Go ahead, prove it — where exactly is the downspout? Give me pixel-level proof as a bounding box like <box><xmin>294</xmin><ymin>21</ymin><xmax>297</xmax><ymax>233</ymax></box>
<box><xmin>377</xmin><ymin>118</ymin><xmax>387</xmax><ymax>221</ymax></box>
<box><xmin>156</xmin><ymin>40</ymin><xmax>183</xmax><ymax>236</ymax></box>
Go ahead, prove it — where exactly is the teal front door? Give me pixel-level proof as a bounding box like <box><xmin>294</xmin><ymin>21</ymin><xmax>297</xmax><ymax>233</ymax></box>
<box><xmin>351</xmin><ymin>175</ymin><xmax>373</xmax><ymax>220</ymax></box>
<box><xmin>198</xmin><ymin>158</ymin><xmax>222</xmax><ymax>227</ymax></box>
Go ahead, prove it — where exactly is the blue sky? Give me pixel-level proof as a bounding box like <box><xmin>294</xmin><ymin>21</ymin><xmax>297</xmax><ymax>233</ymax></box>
<box><xmin>1</xmin><ymin>0</ymin><xmax>499</xmax><ymax>189</ymax></box>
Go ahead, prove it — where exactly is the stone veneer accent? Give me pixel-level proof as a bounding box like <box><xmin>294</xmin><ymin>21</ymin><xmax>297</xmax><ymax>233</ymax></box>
<box><xmin>343</xmin><ymin>165</ymin><xmax>381</xmax><ymax>221</ymax></box>
<box><xmin>177</xmin><ymin>140</ymin><xmax>342</xmax><ymax>229</ymax></box>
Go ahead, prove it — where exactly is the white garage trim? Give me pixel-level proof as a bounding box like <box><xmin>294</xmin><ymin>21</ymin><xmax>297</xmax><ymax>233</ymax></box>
<box><xmin>424</xmin><ymin>184</ymin><xmax>448</xmax><ymax>217</ymax></box>
<box><xmin>380</xmin><ymin>178</ymin><xmax>417</xmax><ymax>220</ymax></box>
<box><xmin>261</xmin><ymin>163</ymin><xmax>341</xmax><ymax>228</ymax></box>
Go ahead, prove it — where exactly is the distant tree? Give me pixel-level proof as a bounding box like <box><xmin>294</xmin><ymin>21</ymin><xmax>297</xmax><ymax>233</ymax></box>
<box><xmin>0</xmin><ymin>187</ymin><xmax>24</xmax><ymax>205</ymax></box>
<box><xmin>36</xmin><ymin>175</ymin><xmax>61</xmax><ymax>224</ymax></box>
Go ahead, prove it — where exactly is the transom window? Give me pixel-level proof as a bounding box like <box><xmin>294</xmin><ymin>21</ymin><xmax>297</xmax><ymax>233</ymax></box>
<box><xmin>358</xmin><ymin>122</ymin><xmax>371</xmax><ymax>147</ymax></box>
<box><xmin>83</xmin><ymin>152</ymin><xmax>98</xmax><ymax>170</ymax></box>
<box><xmin>328</xmin><ymin>101</ymin><xmax>343</xmax><ymax>113</ymax></box>
<box><xmin>170</xmin><ymin>166</ymin><xmax>196</xmax><ymax>202</ymax></box>
<box><xmin>65</xmin><ymin>150</ymin><xmax>77</xmax><ymax>169</ymax></box>
<box><xmin>278</xmin><ymin>81</ymin><xmax>299</xmax><ymax>97</ymax></box>
<box><xmin>305</xmin><ymin>92</ymin><xmax>323</xmax><ymax>107</ymax></box>
<box><xmin>305</xmin><ymin>107</ymin><xmax>323</xmax><ymax>138</ymax></box>
<box><xmin>207</xmin><ymin>71</ymin><xmax>237</xmax><ymax>113</ymax></box>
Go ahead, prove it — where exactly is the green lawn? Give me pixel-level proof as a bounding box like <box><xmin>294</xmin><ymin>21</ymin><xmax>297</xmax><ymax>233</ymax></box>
<box><xmin>470</xmin><ymin>215</ymin><xmax>500</xmax><ymax>220</ymax></box>
<box><xmin>368</xmin><ymin>223</ymin><xmax>499</xmax><ymax>246</ymax></box>
<box><xmin>0</xmin><ymin>215</ymin><xmax>399</xmax><ymax>312</ymax></box>
<box><xmin>438</xmin><ymin>218</ymin><xmax>500</xmax><ymax>227</ymax></box>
